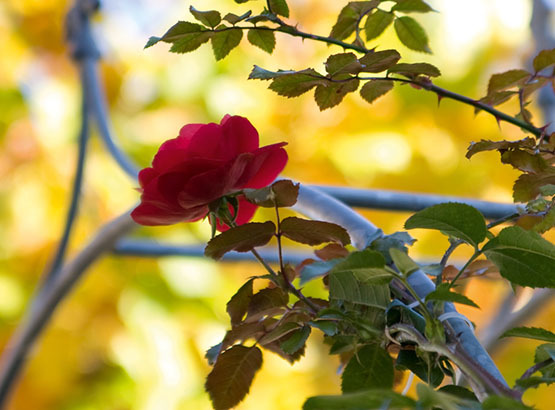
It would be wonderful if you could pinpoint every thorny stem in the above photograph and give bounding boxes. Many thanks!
[517,358,554,390]
[274,204,319,313]
[437,239,464,285]
[447,250,481,289]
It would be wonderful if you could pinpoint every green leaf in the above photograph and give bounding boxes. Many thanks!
[189,6,221,28]
[389,248,419,277]
[477,90,517,110]
[145,21,213,53]
[341,345,394,392]
[325,53,363,76]
[533,48,555,73]
[360,80,394,104]
[246,287,288,321]
[404,202,487,247]
[482,396,532,410]
[513,169,555,202]
[359,49,401,72]
[211,27,243,60]
[501,149,548,173]
[268,0,290,17]
[244,179,299,207]
[487,69,531,95]
[221,322,265,350]
[205,221,276,260]
[247,29,276,53]
[370,231,416,264]
[259,322,301,345]
[281,325,311,354]
[393,16,430,53]
[465,137,536,159]
[329,270,390,308]
[269,69,327,97]
[300,259,343,285]
[364,9,394,40]
[309,320,338,336]
[330,249,394,285]
[248,65,295,80]
[437,385,478,402]
[396,349,444,387]
[483,226,555,288]
[516,376,555,390]
[223,11,252,25]
[387,62,441,78]
[205,345,263,410]
[227,279,254,325]
[392,0,434,13]
[280,217,351,246]
[425,283,479,308]
[330,1,379,40]
[314,78,360,110]
[536,344,555,376]
[303,390,416,410]
[500,326,555,343]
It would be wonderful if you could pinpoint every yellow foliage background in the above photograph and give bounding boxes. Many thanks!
[0,0,553,409]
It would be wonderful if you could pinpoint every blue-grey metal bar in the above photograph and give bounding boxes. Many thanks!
[313,185,519,220]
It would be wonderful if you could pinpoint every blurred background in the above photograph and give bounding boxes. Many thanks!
[0,0,554,408]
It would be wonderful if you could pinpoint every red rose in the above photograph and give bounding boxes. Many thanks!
[131,115,288,229]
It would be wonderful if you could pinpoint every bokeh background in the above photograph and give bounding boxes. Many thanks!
[1,0,554,408]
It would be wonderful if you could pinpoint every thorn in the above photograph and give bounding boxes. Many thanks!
[437,94,443,107]
[495,115,501,129]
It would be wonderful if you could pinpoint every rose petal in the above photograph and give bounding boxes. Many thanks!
[243,144,288,189]
[184,123,227,160]
[221,115,259,156]
[131,201,208,226]
[138,167,158,189]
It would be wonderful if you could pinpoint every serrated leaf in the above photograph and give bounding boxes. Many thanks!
[365,9,394,40]
[330,4,360,40]
[281,325,311,354]
[309,320,338,336]
[513,170,555,202]
[477,91,517,111]
[246,14,274,24]
[300,259,343,285]
[247,29,276,53]
[190,6,221,28]
[483,226,555,288]
[396,349,444,387]
[269,69,327,97]
[501,149,548,173]
[392,0,434,13]
[425,283,479,308]
[244,179,299,207]
[223,11,252,25]
[536,344,555,377]
[303,390,416,410]
[393,16,430,53]
[268,0,289,17]
[487,69,531,95]
[246,287,288,320]
[533,48,555,73]
[341,345,394,392]
[359,49,401,72]
[221,322,265,350]
[248,65,295,80]
[404,202,487,247]
[465,137,536,159]
[329,269,390,308]
[227,279,254,325]
[205,345,263,410]
[314,78,360,110]
[389,248,419,277]
[315,243,349,261]
[211,27,243,60]
[370,231,415,264]
[330,249,393,285]
[437,385,478,402]
[259,322,300,345]
[482,396,532,410]
[280,217,351,246]
[388,62,441,78]
[515,376,555,390]
[500,326,555,343]
[325,53,363,76]
[147,21,213,53]
[205,221,275,260]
